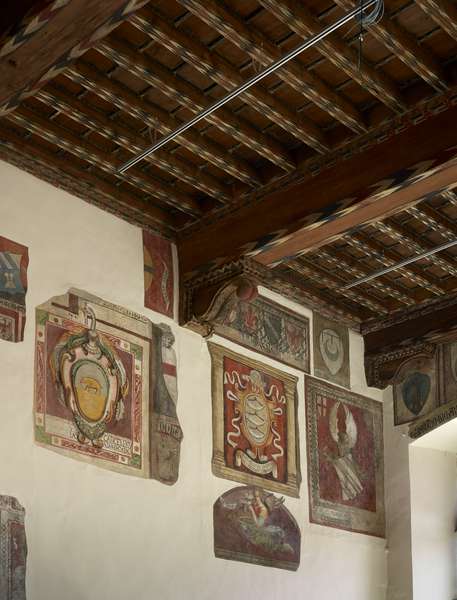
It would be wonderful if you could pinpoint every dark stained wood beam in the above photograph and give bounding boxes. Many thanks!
[258,0,405,113]
[0,121,177,232]
[333,0,446,91]
[178,0,366,134]
[130,8,315,162]
[179,104,457,275]
[7,105,202,217]
[0,0,151,116]
[65,61,256,188]
[415,0,457,41]
[362,292,457,355]
[36,85,231,204]
[99,37,263,186]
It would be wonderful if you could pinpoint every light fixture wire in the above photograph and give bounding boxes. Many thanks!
[118,0,384,174]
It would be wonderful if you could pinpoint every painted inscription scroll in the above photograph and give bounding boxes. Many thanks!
[209,343,300,497]
[34,289,182,482]
[393,355,438,426]
[313,313,350,388]
[0,496,27,600]
[208,292,310,372]
[0,236,28,342]
[306,377,385,537]
[214,485,300,571]
[143,231,174,318]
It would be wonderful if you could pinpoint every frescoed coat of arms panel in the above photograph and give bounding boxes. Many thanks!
[393,354,438,426]
[313,313,350,388]
[143,230,174,318]
[34,289,182,482]
[440,341,457,405]
[0,496,27,600]
[306,376,385,538]
[0,235,28,343]
[209,343,300,497]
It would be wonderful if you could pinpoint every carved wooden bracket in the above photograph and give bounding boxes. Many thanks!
[179,258,269,335]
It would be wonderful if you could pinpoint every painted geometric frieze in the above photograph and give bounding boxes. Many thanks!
[0,496,27,600]
[143,230,174,318]
[34,289,182,482]
[0,236,28,343]
[305,377,385,538]
[313,313,350,389]
[214,485,300,571]
[204,289,310,372]
[393,355,438,426]
[209,343,300,497]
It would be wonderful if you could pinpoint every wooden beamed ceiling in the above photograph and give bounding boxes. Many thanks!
[0,0,457,327]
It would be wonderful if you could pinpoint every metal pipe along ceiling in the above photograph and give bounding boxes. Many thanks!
[118,0,384,174]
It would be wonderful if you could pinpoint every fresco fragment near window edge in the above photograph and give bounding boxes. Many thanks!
[34,289,182,483]
[0,496,27,600]
[439,340,457,405]
[305,376,385,538]
[313,313,350,389]
[202,286,310,372]
[143,230,174,318]
[393,354,438,426]
[214,485,300,571]
[0,235,28,343]
[209,342,300,498]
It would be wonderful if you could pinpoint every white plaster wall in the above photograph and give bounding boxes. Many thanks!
[0,159,387,600]
[409,446,457,600]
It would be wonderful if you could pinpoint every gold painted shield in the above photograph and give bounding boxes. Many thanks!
[73,361,109,423]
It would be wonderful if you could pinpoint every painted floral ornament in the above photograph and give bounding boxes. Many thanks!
[50,305,128,447]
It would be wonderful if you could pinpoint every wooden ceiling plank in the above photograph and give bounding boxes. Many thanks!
[36,85,231,203]
[333,0,446,91]
[258,0,405,114]
[0,122,176,232]
[288,257,389,314]
[406,204,457,242]
[130,8,327,156]
[7,105,202,217]
[98,37,264,184]
[376,219,457,277]
[276,265,367,323]
[66,62,256,187]
[415,0,457,42]
[319,247,415,306]
[177,0,366,134]
[0,0,152,117]
[347,232,446,296]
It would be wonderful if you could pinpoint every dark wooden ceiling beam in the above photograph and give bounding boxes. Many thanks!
[0,0,151,116]
[319,247,415,306]
[376,219,457,277]
[333,0,446,91]
[258,0,405,113]
[179,104,457,275]
[288,258,389,314]
[130,9,317,161]
[415,0,457,41]
[347,232,447,296]
[98,38,266,185]
[362,292,457,355]
[0,121,176,232]
[7,105,202,217]
[177,0,366,134]
[66,62,255,188]
[36,85,231,204]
